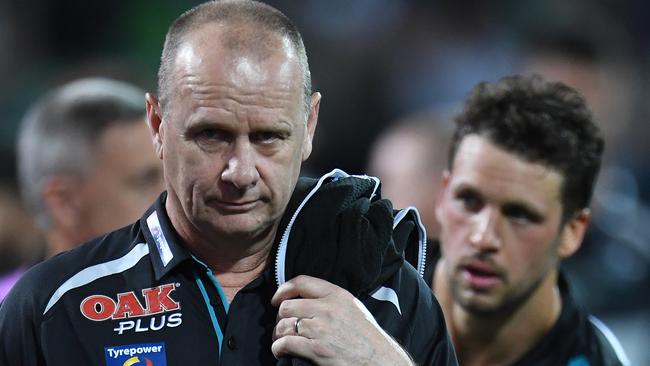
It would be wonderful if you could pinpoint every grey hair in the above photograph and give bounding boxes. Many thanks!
[157,0,312,119]
[17,77,146,228]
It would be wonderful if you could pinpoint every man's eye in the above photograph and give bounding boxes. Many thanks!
[197,128,228,141]
[191,128,233,151]
[457,191,482,212]
[503,206,541,225]
[251,131,284,144]
[193,128,234,146]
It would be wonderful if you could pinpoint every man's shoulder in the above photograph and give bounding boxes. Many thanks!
[559,275,629,365]
[556,304,629,366]
[364,261,457,365]
[580,314,630,365]
[521,277,629,366]
[2,222,145,316]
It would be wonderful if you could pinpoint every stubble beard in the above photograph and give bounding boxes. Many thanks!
[450,267,546,319]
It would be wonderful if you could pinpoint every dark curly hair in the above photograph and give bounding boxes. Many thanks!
[449,74,604,220]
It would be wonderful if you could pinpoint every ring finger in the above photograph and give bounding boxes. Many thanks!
[273,316,313,340]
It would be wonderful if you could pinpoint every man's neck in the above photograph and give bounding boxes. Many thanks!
[166,200,278,303]
[433,260,562,366]
[46,229,84,258]
[184,231,275,303]
[211,246,272,303]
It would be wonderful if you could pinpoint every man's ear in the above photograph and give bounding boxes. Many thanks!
[435,170,451,223]
[557,208,591,259]
[41,176,84,230]
[146,93,164,160]
[301,92,321,161]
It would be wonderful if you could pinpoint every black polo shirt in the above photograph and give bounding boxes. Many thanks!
[1,174,457,365]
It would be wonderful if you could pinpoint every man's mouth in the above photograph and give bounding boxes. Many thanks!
[461,261,502,289]
[208,199,259,212]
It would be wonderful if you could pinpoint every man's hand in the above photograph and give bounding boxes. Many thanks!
[271,275,414,366]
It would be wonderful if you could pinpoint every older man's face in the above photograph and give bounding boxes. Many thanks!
[153,24,317,244]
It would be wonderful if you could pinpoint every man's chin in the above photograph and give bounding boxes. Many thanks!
[454,288,504,316]
[204,215,274,238]
[460,300,502,317]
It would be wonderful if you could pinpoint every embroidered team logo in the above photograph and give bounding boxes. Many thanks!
[104,342,166,365]
[81,284,180,320]
[82,284,182,334]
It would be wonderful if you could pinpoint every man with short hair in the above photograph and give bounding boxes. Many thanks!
[428,74,628,365]
[0,2,456,365]
[17,77,164,256]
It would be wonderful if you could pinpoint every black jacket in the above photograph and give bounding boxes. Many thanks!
[0,170,457,365]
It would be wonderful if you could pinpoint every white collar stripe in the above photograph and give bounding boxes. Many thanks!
[147,211,173,267]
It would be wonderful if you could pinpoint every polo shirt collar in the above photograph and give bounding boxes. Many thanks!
[141,192,191,281]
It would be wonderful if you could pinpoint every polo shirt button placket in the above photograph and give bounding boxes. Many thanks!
[226,336,237,350]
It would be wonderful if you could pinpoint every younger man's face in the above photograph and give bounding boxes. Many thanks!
[436,135,569,314]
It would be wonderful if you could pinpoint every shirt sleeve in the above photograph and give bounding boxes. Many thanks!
[365,263,458,366]
[406,271,458,365]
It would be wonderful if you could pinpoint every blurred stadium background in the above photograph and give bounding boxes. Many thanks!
[1,0,648,363]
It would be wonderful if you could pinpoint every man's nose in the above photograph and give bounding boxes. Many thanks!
[469,208,501,250]
[221,139,260,191]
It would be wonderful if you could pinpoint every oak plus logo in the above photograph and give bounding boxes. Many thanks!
[81,284,182,334]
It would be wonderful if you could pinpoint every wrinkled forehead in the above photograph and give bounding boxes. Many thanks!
[171,23,302,94]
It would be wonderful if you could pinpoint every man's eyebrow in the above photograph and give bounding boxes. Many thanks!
[184,119,228,132]
[261,119,292,129]
[501,201,545,220]
[453,183,483,197]
[275,119,292,128]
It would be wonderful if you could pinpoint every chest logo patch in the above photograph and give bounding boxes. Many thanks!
[104,342,166,366]
[81,283,180,321]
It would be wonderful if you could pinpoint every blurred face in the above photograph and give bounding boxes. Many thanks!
[368,131,444,237]
[436,135,570,315]
[79,119,164,238]
[149,25,318,245]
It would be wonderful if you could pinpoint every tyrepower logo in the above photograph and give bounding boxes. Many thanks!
[81,284,182,335]
[81,284,180,321]
[104,342,166,366]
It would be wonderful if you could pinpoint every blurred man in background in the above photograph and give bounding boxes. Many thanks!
[17,77,164,257]
[429,75,628,365]
[368,113,452,240]
[0,181,44,300]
